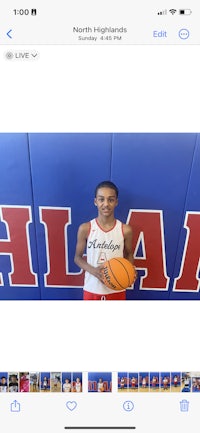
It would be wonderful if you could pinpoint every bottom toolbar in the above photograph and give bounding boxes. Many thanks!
[0,390,198,433]
[0,371,199,432]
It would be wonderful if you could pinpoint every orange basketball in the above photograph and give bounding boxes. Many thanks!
[101,257,136,291]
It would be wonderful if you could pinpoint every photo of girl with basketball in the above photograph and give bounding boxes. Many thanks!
[74,180,137,300]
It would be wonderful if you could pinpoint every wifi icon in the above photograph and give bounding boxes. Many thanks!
[169,9,177,15]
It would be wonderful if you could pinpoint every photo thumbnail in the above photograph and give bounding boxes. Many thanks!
[19,372,30,392]
[8,373,19,392]
[62,372,82,392]
[40,373,50,392]
[118,372,139,392]
[0,373,8,392]
[30,372,40,392]
[50,372,62,392]
[88,372,112,392]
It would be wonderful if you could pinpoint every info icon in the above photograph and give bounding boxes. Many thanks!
[123,401,134,412]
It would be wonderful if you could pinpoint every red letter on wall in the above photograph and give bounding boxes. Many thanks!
[173,212,200,292]
[127,210,169,290]
[0,206,37,286]
[40,207,84,287]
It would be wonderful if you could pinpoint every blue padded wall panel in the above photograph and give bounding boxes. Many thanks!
[170,134,200,299]
[111,133,197,299]
[28,133,112,299]
[0,134,40,299]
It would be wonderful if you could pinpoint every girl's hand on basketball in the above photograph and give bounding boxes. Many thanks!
[94,265,104,282]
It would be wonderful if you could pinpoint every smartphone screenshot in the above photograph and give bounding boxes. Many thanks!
[0,1,200,431]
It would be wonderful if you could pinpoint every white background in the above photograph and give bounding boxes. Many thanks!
[0,45,200,372]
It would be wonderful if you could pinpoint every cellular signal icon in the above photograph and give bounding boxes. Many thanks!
[169,9,177,15]
[157,9,167,15]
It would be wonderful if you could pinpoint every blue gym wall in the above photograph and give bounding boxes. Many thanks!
[0,133,199,300]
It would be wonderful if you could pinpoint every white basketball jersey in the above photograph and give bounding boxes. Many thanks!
[98,382,104,391]
[84,218,125,295]
[63,382,71,392]
[75,382,81,392]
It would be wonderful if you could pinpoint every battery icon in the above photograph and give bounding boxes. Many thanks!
[179,9,192,15]
[31,9,37,15]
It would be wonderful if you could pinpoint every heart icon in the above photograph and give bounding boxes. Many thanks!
[66,401,77,411]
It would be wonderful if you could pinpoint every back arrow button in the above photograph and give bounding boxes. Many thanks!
[7,29,13,39]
